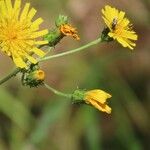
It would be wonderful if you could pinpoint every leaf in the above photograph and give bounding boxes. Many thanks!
[0,88,33,131]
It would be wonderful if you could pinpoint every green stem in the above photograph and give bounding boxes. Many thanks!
[44,83,72,98]
[0,68,21,85]
[39,38,102,62]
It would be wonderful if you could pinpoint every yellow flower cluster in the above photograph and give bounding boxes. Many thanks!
[0,0,48,68]
[0,2,139,114]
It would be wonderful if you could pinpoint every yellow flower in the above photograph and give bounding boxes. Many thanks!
[60,24,80,40]
[84,90,112,114]
[0,0,48,68]
[34,70,45,81]
[102,5,138,50]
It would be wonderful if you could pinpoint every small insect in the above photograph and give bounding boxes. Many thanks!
[112,18,118,30]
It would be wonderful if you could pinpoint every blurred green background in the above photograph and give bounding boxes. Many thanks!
[0,0,150,149]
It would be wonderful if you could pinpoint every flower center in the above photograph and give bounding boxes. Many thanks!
[111,18,127,36]
[5,27,18,41]
[8,31,18,41]
[3,21,20,42]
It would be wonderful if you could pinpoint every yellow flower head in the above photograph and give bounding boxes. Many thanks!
[84,90,112,114]
[34,70,45,81]
[60,24,80,40]
[102,5,138,50]
[0,0,48,68]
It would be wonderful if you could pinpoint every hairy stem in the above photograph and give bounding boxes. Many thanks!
[0,68,20,85]
[44,83,72,98]
[39,38,102,62]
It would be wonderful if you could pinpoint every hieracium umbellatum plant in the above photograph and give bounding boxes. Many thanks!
[0,1,138,114]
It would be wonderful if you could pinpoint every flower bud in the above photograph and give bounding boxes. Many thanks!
[32,70,45,81]
[44,28,63,47]
[23,69,45,87]
[55,15,69,27]
[44,15,80,46]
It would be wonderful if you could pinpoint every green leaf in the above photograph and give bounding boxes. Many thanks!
[0,88,33,131]
[29,99,68,145]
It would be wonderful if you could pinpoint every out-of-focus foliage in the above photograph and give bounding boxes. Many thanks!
[0,0,150,150]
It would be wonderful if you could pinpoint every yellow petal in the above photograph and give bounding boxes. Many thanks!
[27,8,37,20]
[14,0,21,19]
[117,37,134,50]
[25,54,37,64]
[32,47,45,57]
[122,30,138,40]
[118,11,125,22]
[89,100,112,114]
[20,3,30,21]
[35,40,48,45]
[30,30,48,38]
[12,54,27,68]
[85,90,112,104]
[0,0,7,16]
[5,0,12,14]
[30,18,43,31]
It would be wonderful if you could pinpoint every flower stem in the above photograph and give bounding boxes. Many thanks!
[44,83,72,99]
[0,68,20,85]
[39,38,102,62]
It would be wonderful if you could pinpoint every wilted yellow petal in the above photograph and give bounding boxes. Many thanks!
[84,89,112,114]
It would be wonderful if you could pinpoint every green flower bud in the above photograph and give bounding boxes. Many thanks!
[44,28,63,47]
[44,15,79,47]
[55,15,69,27]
